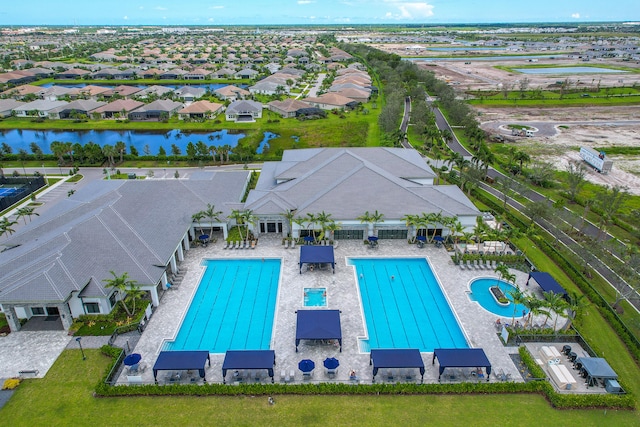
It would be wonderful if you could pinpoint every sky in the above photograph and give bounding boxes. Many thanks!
[1,0,638,26]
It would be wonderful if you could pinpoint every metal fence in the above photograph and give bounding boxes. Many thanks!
[0,175,46,211]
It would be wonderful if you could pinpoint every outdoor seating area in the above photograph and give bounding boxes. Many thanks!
[223,240,259,250]
[456,241,512,255]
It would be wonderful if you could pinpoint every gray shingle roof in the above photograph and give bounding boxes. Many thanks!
[0,172,249,304]
[245,148,480,220]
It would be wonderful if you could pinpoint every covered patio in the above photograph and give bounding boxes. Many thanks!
[370,349,425,383]
[526,272,567,297]
[432,348,492,382]
[222,350,276,384]
[299,245,335,274]
[295,309,342,352]
[153,350,211,384]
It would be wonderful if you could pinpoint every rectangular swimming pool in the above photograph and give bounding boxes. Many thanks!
[349,257,468,352]
[165,258,281,353]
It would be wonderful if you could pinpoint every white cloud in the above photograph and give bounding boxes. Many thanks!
[123,15,129,20]
[155,6,168,11]
[298,1,315,4]
[209,5,224,9]
[380,1,434,19]
[139,6,144,10]
[571,12,581,19]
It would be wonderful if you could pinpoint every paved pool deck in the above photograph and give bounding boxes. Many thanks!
[116,236,551,385]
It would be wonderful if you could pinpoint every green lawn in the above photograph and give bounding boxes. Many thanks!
[2,349,638,427]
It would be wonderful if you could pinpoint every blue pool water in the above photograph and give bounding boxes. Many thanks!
[349,258,468,352]
[304,288,327,307]
[469,278,529,317]
[165,258,280,353]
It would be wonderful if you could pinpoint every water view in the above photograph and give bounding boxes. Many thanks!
[0,129,277,155]
[410,54,566,62]
[513,67,628,74]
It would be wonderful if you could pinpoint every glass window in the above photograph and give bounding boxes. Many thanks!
[84,302,100,314]
[31,306,45,316]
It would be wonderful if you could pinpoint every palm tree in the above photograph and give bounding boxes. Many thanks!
[127,284,145,316]
[450,219,465,248]
[103,271,138,317]
[114,141,126,163]
[324,221,342,242]
[191,211,205,236]
[241,209,258,240]
[305,212,318,240]
[563,292,589,332]
[544,291,569,330]
[402,214,419,242]
[203,203,222,236]
[0,216,17,239]
[293,216,306,241]
[15,206,39,224]
[522,295,549,328]
[357,210,384,238]
[315,211,333,241]
[281,209,296,237]
[507,286,525,326]
[228,209,245,241]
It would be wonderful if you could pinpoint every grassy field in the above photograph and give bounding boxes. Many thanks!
[2,349,638,427]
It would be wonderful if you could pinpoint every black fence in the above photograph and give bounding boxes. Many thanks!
[0,175,46,211]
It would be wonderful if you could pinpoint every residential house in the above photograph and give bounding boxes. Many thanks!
[128,99,183,121]
[225,100,263,122]
[55,68,91,79]
[0,99,25,118]
[267,98,310,118]
[92,99,144,119]
[302,93,359,110]
[178,100,224,120]
[47,99,107,119]
[214,85,250,101]
[13,99,68,118]
[134,85,174,99]
[234,68,259,80]
[173,86,207,102]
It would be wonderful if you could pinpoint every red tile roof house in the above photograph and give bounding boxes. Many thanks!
[178,100,224,120]
[92,99,144,119]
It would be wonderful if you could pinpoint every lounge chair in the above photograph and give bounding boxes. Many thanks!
[291,239,296,249]
[459,261,466,270]
[466,260,473,269]
[289,369,295,383]
[333,240,338,249]
[280,370,286,383]
[284,240,289,249]
[223,241,228,249]
[474,259,480,269]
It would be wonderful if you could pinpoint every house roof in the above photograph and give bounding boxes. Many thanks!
[268,98,310,113]
[244,148,480,220]
[0,172,249,304]
[178,100,224,114]
[1,84,43,97]
[49,99,107,114]
[132,99,183,113]
[303,93,357,107]
[93,99,144,113]
[226,100,262,114]
[214,85,250,97]
[0,99,25,112]
[14,99,68,112]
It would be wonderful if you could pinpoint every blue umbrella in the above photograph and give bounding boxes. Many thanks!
[434,236,445,242]
[368,236,378,242]
[323,357,339,370]
[416,236,427,242]
[199,234,210,241]
[298,359,315,373]
[124,353,142,366]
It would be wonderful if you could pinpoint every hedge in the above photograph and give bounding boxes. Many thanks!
[95,346,635,409]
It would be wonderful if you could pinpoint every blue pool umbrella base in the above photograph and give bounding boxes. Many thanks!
[323,357,339,370]
[298,359,315,373]
[124,353,142,366]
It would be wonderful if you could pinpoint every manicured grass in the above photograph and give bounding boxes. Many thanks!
[2,349,639,427]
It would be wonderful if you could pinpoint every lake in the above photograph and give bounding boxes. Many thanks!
[513,67,629,74]
[409,55,566,62]
[0,129,276,155]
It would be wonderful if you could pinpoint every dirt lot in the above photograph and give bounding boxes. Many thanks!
[475,106,640,194]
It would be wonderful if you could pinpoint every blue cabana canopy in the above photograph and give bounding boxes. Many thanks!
[295,309,342,352]
[153,350,211,383]
[577,357,617,387]
[299,245,335,274]
[432,348,491,381]
[526,272,567,297]
[222,350,276,384]
[370,349,425,383]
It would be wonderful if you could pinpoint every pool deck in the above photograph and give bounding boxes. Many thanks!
[117,236,552,385]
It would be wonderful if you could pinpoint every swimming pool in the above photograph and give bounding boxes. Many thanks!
[469,278,529,318]
[165,258,281,353]
[304,288,327,307]
[349,257,468,352]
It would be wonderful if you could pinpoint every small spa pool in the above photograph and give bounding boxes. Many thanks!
[304,288,327,307]
[469,278,529,317]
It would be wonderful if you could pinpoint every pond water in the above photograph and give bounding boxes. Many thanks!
[514,67,628,74]
[427,47,507,51]
[409,55,566,62]
[39,83,247,91]
[0,128,277,155]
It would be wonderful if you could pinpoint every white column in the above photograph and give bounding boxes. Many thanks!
[222,224,228,240]
[176,244,184,262]
[170,255,178,274]
[150,285,160,307]
[183,234,190,251]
